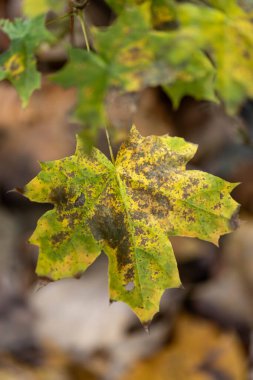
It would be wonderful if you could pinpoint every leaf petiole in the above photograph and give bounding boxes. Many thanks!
[105,124,115,165]
[76,7,116,164]
[77,9,90,52]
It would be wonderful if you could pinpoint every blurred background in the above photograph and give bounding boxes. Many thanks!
[0,1,253,379]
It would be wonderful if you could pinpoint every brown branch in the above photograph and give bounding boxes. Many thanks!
[68,0,75,46]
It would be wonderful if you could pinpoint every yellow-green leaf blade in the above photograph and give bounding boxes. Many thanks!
[24,126,239,324]
[116,127,240,246]
[87,175,180,322]
[25,138,114,280]
[31,210,101,280]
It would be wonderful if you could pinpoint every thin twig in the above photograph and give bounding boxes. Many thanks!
[69,0,75,46]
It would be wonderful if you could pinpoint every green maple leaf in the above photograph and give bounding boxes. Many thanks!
[178,1,253,112]
[25,126,239,323]
[0,16,53,106]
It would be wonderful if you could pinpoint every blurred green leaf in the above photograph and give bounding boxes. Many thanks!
[0,16,53,106]
[177,2,253,112]
[105,0,253,112]
[164,52,218,108]
[106,0,177,28]
[52,49,108,149]
[53,5,202,147]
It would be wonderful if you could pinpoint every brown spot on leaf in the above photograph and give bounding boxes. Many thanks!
[74,193,85,207]
[52,231,69,245]
[140,236,148,246]
[50,186,77,212]
[50,186,68,205]
[213,203,221,210]
[182,184,191,199]
[134,226,145,236]
[133,211,148,220]
[192,179,200,186]
[125,267,134,280]
[88,206,132,272]
[66,211,80,229]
